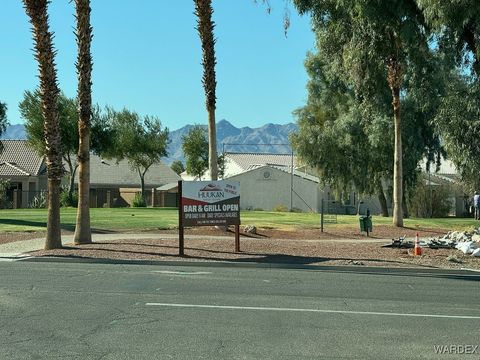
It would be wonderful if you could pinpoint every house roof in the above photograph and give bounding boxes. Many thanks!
[0,140,45,177]
[227,164,320,184]
[82,155,181,187]
[225,152,297,171]
[156,182,178,192]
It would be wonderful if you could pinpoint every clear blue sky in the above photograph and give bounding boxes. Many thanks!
[1,0,315,130]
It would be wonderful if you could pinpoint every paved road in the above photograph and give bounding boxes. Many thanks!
[1,261,479,359]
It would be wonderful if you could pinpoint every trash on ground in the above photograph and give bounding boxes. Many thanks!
[446,255,463,263]
[384,227,480,259]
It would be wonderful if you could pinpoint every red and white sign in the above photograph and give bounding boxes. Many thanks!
[181,180,240,226]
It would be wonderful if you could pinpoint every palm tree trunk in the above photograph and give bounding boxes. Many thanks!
[194,0,218,181]
[387,59,403,227]
[24,0,62,249]
[74,0,93,245]
[65,154,78,204]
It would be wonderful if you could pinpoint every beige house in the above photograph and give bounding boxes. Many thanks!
[0,140,181,208]
[0,140,47,208]
[76,155,181,207]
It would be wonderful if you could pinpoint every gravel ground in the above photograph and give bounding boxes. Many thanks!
[4,226,479,270]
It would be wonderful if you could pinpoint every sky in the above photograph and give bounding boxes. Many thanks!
[0,0,315,130]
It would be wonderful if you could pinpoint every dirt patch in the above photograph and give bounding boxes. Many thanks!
[29,236,479,270]
[7,225,479,270]
[0,231,47,245]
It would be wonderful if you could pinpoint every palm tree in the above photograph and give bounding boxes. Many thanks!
[73,0,93,245]
[194,0,218,181]
[23,0,62,249]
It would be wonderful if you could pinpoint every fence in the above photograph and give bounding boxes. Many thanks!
[0,188,179,209]
[320,199,339,232]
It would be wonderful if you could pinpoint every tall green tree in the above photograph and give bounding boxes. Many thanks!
[194,0,218,181]
[23,0,62,249]
[418,1,480,190]
[418,0,480,77]
[0,102,8,153]
[105,109,169,200]
[19,91,105,204]
[73,0,94,245]
[182,125,209,180]
[433,73,480,190]
[170,160,185,175]
[182,125,225,180]
[293,0,432,226]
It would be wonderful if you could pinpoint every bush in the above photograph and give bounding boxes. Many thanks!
[290,207,304,213]
[29,190,47,208]
[409,181,452,218]
[60,187,78,207]
[273,204,288,212]
[0,179,12,209]
[132,193,147,207]
[253,208,264,211]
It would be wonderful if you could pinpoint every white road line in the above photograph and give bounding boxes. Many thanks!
[145,303,480,320]
[151,271,212,275]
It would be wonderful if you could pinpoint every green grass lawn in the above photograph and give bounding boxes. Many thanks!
[0,207,478,233]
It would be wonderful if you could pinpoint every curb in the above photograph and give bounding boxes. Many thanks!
[18,255,480,277]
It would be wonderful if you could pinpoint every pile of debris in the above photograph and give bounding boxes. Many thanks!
[385,229,480,257]
[429,229,480,256]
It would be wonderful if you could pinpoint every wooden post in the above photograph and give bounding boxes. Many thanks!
[235,224,240,253]
[320,198,324,233]
[13,190,18,209]
[178,180,184,256]
[151,188,156,207]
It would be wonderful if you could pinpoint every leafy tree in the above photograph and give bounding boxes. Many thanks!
[293,0,433,226]
[105,108,169,201]
[182,125,208,180]
[73,0,94,245]
[171,160,185,175]
[24,0,63,249]
[418,1,480,190]
[182,125,225,180]
[19,91,106,205]
[418,0,480,77]
[0,102,8,153]
[194,0,218,180]
[433,73,480,190]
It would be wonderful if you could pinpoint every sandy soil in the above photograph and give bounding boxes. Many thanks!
[9,225,478,270]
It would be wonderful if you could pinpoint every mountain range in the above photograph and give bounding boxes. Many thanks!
[1,119,298,163]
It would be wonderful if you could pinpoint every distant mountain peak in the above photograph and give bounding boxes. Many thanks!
[0,124,26,140]
[2,121,298,164]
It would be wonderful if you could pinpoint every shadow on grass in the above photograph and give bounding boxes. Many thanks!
[0,218,117,234]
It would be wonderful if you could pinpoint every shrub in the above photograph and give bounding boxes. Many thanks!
[253,208,264,211]
[132,193,147,207]
[60,187,78,207]
[290,207,304,213]
[273,204,288,212]
[0,179,12,209]
[29,190,47,208]
[409,181,453,218]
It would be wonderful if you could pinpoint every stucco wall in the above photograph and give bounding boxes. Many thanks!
[227,166,321,212]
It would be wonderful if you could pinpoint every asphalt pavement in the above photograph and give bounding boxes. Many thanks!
[1,260,479,359]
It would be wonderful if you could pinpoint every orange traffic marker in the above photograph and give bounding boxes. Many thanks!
[414,233,422,256]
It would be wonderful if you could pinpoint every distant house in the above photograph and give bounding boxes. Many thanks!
[227,164,323,212]
[0,140,181,208]
[181,152,300,181]
[77,155,181,207]
[0,140,47,208]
